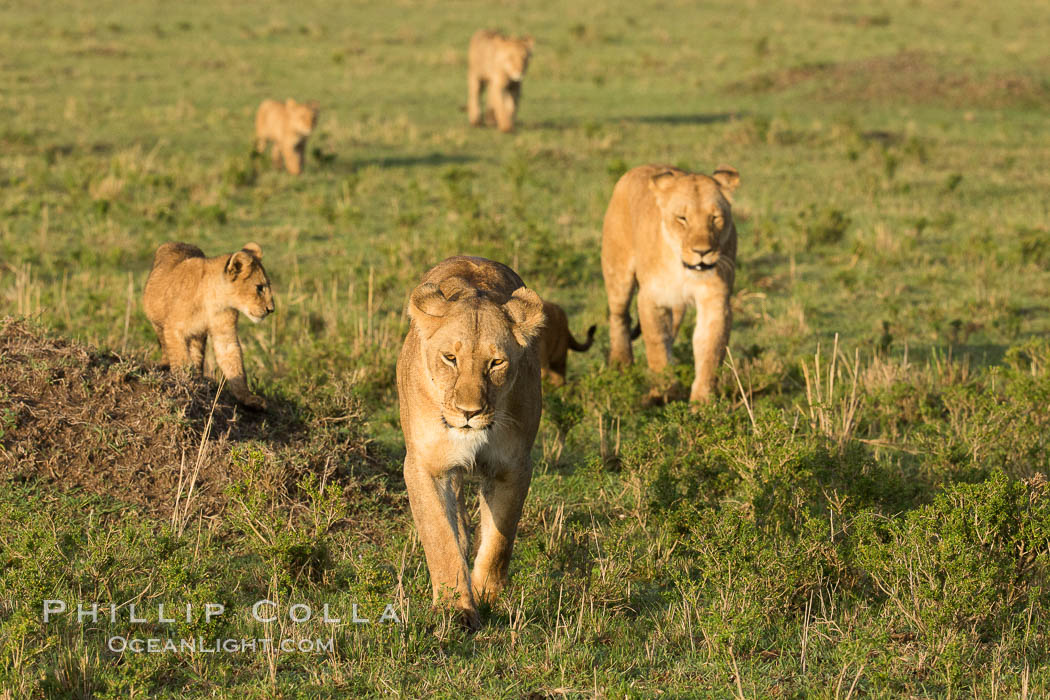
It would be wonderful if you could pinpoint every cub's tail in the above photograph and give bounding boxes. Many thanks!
[568,324,597,353]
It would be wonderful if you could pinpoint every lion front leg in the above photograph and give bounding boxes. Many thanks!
[690,292,731,403]
[404,458,479,629]
[281,139,303,175]
[637,289,675,375]
[468,74,484,126]
[210,323,265,409]
[495,85,517,132]
[471,465,531,605]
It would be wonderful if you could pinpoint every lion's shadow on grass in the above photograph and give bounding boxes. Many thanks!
[320,152,480,172]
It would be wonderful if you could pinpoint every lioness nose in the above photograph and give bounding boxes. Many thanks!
[693,248,714,257]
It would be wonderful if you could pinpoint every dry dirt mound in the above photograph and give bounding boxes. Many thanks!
[0,317,385,519]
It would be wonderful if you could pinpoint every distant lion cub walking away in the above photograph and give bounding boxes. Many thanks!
[602,164,741,403]
[538,300,596,386]
[467,30,534,133]
[397,256,544,630]
[254,98,319,175]
[143,242,275,409]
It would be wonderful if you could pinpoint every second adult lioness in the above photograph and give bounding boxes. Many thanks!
[602,164,741,403]
[538,300,596,386]
[143,242,275,409]
[396,256,544,630]
[467,29,534,133]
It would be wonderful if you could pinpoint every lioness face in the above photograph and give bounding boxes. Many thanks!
[650,169,740,273]
[501,42,532,82]
[409,279,544,437]
[425,304,526,433]
[224,245,275,323]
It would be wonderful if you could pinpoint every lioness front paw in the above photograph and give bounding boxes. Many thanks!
[238,394,268,411]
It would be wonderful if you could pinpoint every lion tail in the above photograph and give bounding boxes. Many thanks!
[568,324,597,353]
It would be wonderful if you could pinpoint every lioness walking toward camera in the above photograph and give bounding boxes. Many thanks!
[143,242,275,409]
[254,98,319,175]
[467,30,533,133]
[602,164,740,403]
[397,256,544,629]
[538,300,596,386]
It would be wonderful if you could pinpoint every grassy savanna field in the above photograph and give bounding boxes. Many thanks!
[3,0,1050,696]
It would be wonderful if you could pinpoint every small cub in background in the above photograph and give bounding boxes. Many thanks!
[538,300,595,386]
[144,242,275,409]
[254,98,319,175]
[467,30,533,133]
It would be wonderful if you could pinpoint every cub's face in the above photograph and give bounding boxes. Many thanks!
[500,39,533,82]
[224,244,275,323]
[287,101,319,137]
[409,281,544,437]
[649,167,740,273]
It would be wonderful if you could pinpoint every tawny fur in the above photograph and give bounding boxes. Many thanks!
[396,256,544,630]
[601,164,741,403]
[537,300,596,386]
[143,242,275,409]
[254,98,319,175]
[467,30,533,133]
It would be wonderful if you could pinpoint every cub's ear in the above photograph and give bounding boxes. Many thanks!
[306,100,320,112]
[286,98,297,108]
[504,287,545,347]
[242,242,262,259]
[712,165,740,194]
[523,35,535,50]
[225,250,255,280]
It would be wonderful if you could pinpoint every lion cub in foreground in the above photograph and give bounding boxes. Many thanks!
[254,98,319,175]
[467,29,534,133]
[396,256,544,630]
[538,300,596,386]
[602,164,740,403]
[143,242,275,409]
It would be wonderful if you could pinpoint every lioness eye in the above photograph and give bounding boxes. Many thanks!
[256,284,265,294]
[489,358,505,369]
[675,215,687,225]
[443,353,457,365]
[710,215,723,228]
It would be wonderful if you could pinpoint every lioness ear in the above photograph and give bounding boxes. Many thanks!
[242,242,262,259]
[437,276,474,302]
[225,250,254,281]
[408,283,450,332]
[504,287,545,347]
[649,170,677,194]
[712,165,740,194]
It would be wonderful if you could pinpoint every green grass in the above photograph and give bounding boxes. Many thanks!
[2,0,1050,696]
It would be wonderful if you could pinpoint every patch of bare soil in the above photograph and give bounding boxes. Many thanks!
[0,317,388,520]
[729,51,1050,108]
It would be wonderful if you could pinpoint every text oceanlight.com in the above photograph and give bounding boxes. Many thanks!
[108,637,335,654]
[43,599,401,654]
